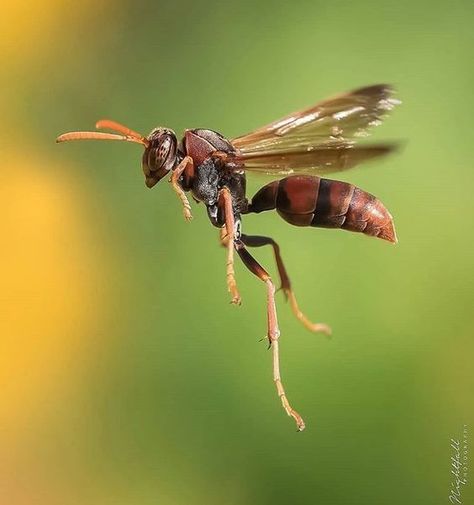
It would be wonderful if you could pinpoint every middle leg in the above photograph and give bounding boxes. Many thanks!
[218,187,241,305]
[240,234,331,335]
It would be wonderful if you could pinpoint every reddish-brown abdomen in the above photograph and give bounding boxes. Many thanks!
[340,186,397,242]
[247,175,397,243]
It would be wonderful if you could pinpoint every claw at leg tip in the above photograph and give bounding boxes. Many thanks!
[230,295,241,305]
[311,323,332,337]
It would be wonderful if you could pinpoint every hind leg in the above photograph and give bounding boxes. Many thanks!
[240,234,331,335]
[234,239,305,431]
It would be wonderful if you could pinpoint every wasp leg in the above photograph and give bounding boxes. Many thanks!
[235,240,305,431]
[240,234,331,336]
[170,156,193,221]
[218,188,241,305]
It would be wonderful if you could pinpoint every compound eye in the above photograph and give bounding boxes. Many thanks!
[149,134,176,174]
[158,136,172,165]
[142,129,178,185]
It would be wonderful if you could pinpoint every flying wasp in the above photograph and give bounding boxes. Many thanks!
[57,84,399,431]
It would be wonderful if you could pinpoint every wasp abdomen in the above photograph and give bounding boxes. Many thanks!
[248,175,396,243]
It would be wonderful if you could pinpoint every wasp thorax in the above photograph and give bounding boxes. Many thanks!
[142,128,178,188]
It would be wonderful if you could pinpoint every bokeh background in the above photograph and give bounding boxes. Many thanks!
[1,1,473,504]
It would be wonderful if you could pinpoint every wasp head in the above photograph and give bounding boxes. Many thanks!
[56,119,179,188]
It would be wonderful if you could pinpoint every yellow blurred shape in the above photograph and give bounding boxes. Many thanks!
[0,153,108,431]
[0,0,107,62]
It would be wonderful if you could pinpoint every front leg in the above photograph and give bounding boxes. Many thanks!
[170,156,193,221]
[218,187,241,305]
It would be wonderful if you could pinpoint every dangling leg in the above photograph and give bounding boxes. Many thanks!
[240,234,331,335]
[235,239,305,431]
[218,188,241,305]
[170,156,193,221]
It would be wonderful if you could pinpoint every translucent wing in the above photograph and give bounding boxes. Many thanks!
[227,143,398,176]
[232,84,400,156]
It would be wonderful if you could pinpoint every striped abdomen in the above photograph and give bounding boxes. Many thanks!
[247,175,397,243]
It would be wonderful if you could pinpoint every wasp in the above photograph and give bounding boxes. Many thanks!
[57,84,399,431]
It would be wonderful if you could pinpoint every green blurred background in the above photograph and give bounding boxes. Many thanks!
[1,1,473,504]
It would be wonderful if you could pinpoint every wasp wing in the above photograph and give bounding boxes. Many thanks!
[232,84,399,154]
[229,84,399,176]
[228,143,397,176]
